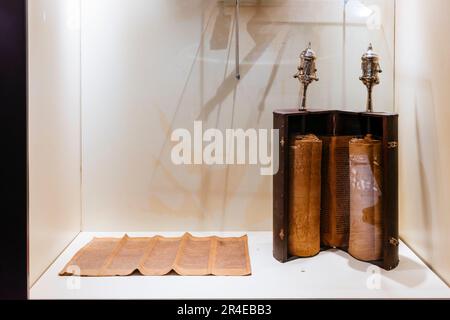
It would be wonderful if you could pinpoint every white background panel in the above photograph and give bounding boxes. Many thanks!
[396,0,450,285]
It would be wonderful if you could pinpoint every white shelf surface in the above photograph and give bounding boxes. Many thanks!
[30,232,450,299]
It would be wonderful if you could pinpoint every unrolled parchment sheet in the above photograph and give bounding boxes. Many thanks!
[59,233,251,277]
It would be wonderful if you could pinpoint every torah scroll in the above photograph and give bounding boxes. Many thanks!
[288,134,322,257]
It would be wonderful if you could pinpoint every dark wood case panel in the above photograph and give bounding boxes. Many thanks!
[273,109,399,271]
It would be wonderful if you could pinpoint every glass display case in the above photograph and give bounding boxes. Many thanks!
[0,0,444,299]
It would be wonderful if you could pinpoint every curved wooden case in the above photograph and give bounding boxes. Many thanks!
[273,109,399,270]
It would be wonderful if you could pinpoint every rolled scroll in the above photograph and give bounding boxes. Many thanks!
[348,135,383,261]
[288,134,322,257]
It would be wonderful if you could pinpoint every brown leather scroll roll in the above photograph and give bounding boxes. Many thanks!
[348,135,383,261]
[320,136,353,249]
[288,134,322,257]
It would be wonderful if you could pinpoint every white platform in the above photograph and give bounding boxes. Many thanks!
[30,232,450,299]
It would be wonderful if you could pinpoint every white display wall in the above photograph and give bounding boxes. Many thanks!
[28,0,81,286]
[396,0,450,286]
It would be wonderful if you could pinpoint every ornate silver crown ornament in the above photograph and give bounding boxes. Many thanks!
[294,43,319,111]
[360,44,382,112]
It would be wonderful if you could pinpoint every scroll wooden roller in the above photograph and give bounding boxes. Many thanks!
[348,135,383,262]
[288,134,322,257]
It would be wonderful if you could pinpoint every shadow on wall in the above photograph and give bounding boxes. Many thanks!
[197,2,283,122]
[80,1,394,232]
[148,1,287,228]
[199,3,287,228]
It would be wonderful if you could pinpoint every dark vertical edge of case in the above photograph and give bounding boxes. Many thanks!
[382,115,400,270]
[0,0,28,300]
[273,113,289,262]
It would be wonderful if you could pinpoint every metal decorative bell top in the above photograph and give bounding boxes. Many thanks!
[294,42,319,111]
[360,44,382,112]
